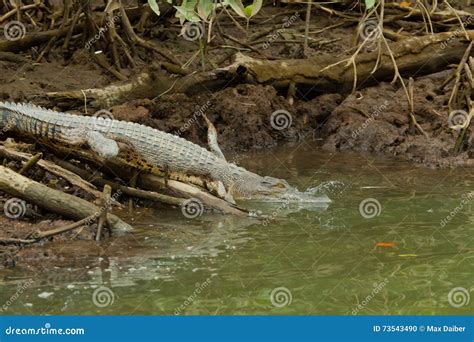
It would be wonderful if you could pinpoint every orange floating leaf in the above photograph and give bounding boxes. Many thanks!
[375,242,396,248]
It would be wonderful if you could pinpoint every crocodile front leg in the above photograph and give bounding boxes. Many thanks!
[57,127,119,159]
[203,114,226,160]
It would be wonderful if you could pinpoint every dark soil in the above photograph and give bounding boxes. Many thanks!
[321,72,474,168]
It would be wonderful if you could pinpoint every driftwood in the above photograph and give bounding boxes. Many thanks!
[0,145,103,200]
[43,71,227,108]
[221,30,474,94]
[52,158,186,207]
[0,24,84,53]
[31,215,96,240]
[41,30,474,105]
[0,166,131,232]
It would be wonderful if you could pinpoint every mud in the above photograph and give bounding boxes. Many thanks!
[321,72,474,168]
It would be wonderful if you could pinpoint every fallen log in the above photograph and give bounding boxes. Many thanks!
[0,145,103,201]
[0,24,84,53]
[52,157,186,207]
[0,166,132,232]
[40,30,474,105]
[138,175,249,217]
[43,70,228,108]
[221,30,474,95]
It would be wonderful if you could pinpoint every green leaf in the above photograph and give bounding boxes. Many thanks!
[174,0,200,24]
[148,0,160,16]
[365,0,375,9]
[197,0,214,21]
[243,4,252,18]
[250,0,263,17]
[243,0,263,18]
[223,0,246,18]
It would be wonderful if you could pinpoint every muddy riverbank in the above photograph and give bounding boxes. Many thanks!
[1,3,473,268]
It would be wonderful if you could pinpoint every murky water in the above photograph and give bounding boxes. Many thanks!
[1,143,473,315]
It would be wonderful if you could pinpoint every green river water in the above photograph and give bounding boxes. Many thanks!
[1,143,473,315]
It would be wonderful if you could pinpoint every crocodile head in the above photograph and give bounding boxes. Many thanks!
[242,175,331,203]
[255,176,292,197]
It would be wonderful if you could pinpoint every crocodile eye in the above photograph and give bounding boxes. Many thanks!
[274,182,287,189]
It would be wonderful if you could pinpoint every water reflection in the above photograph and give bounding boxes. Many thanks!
[0,144,473,315]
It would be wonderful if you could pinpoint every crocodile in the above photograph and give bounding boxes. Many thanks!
[0,102,331,203]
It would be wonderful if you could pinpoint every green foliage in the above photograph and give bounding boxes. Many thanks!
[175,0,200,23]
[244,0,263,18]
[365,0,376,10]
[148,0,160,16]
[148,0,264,22]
